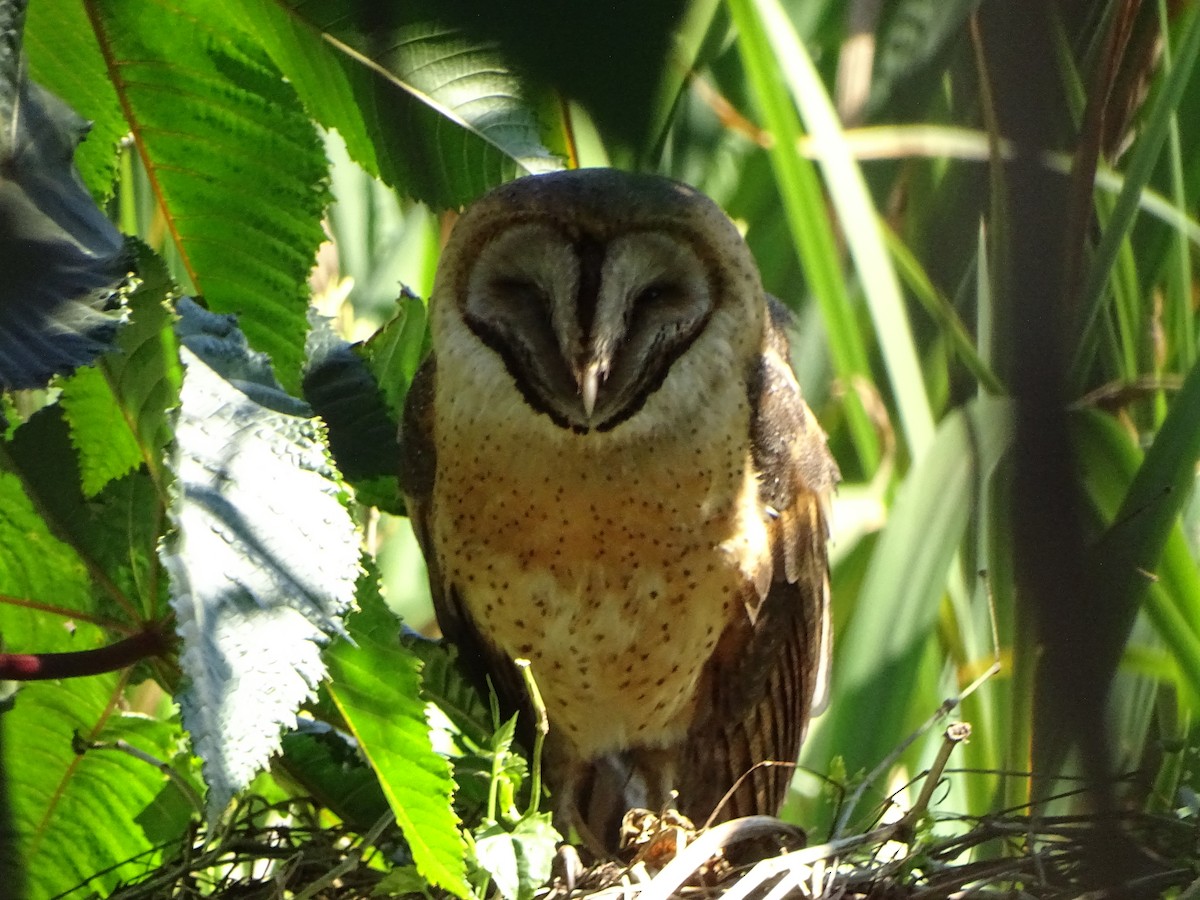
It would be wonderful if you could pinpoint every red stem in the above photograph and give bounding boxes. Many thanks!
[0,626,172,680]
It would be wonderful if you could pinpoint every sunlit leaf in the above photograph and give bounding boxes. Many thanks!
[9,675,194,899]
[162,299,358,816]
[325,575,468,897]
[81,0,330,393]
[59,247,179,498]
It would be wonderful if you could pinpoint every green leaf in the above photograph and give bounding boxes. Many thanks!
[23,0,126,200]
[1,405,158,627]
[865,0,982,118]
[804,397,1012,794]
[59,366,143,497]
[420,0,689,155]
[84,0,331,393]
[727,0,880,472]
[1072,3,1200,386]
[747,0,936,459]
[60,246,180,498]
[0,466,95,634]
[1074,406,1200,704]
[212,0,557,210]
[277,727,390,832]
[8,676,194,900]
[325,576,469,897]
[0,8,131,391]
[359,294,429,424]
[303,313,400,484]
[474,813,560,900]
[403,635,492,750]
[162,299,359,817]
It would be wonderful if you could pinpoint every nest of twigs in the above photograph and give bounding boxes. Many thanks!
[101,795,1200,899]
[101,723,1200,900]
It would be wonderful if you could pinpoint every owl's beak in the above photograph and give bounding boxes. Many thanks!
[577,357,605,420]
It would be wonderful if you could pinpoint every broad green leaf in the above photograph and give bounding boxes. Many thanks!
[474,813,559,900]
[60,247,180,498]
[83,0,330,393]
[58,366,143,497]
[0,405,157,627]
[162,299,359,817]
[212,0,557,210]
[0,11,131,391]
[413,0,688,155]
[0,467,94,635]
[325,577,468,897]
[8,675,194,900]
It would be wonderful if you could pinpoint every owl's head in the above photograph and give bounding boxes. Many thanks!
[430,169,766,434]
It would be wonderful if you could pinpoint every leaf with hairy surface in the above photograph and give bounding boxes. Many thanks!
[162,299,358,817]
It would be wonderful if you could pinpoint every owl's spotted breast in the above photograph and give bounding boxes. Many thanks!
[431,384,769,756]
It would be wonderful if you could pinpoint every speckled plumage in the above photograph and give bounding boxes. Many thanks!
[400,169,838,852]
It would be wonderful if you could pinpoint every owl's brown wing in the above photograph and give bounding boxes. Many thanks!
[677,296,838,824]
[398,356,530,724]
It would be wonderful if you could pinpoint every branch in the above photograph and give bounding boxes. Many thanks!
[0,625,173,680]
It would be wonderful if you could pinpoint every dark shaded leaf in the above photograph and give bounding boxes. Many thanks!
[865,0,982,119]
[427,0,690,153]
[0,3,130,391]
[304,312,399,484]
[277,724,390,832]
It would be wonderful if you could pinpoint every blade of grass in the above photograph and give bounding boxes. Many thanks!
[882,225,1004,395]
[727,0,881,473]
[742,0,936,459]
[1070,3,1200,388]
[1085,358,1200,704]
[1158,0,1196,381]
[793,124,1200,253]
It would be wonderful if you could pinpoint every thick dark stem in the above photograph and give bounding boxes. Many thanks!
[0,625,172,680]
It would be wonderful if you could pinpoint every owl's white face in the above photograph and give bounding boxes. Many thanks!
[430,169,765,436]
[461,223,716,431]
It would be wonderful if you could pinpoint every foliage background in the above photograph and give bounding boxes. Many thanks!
[1,0,1199,896]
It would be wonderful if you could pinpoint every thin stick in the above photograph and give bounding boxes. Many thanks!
[516,658,549,817]
[833,590,1001,839]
